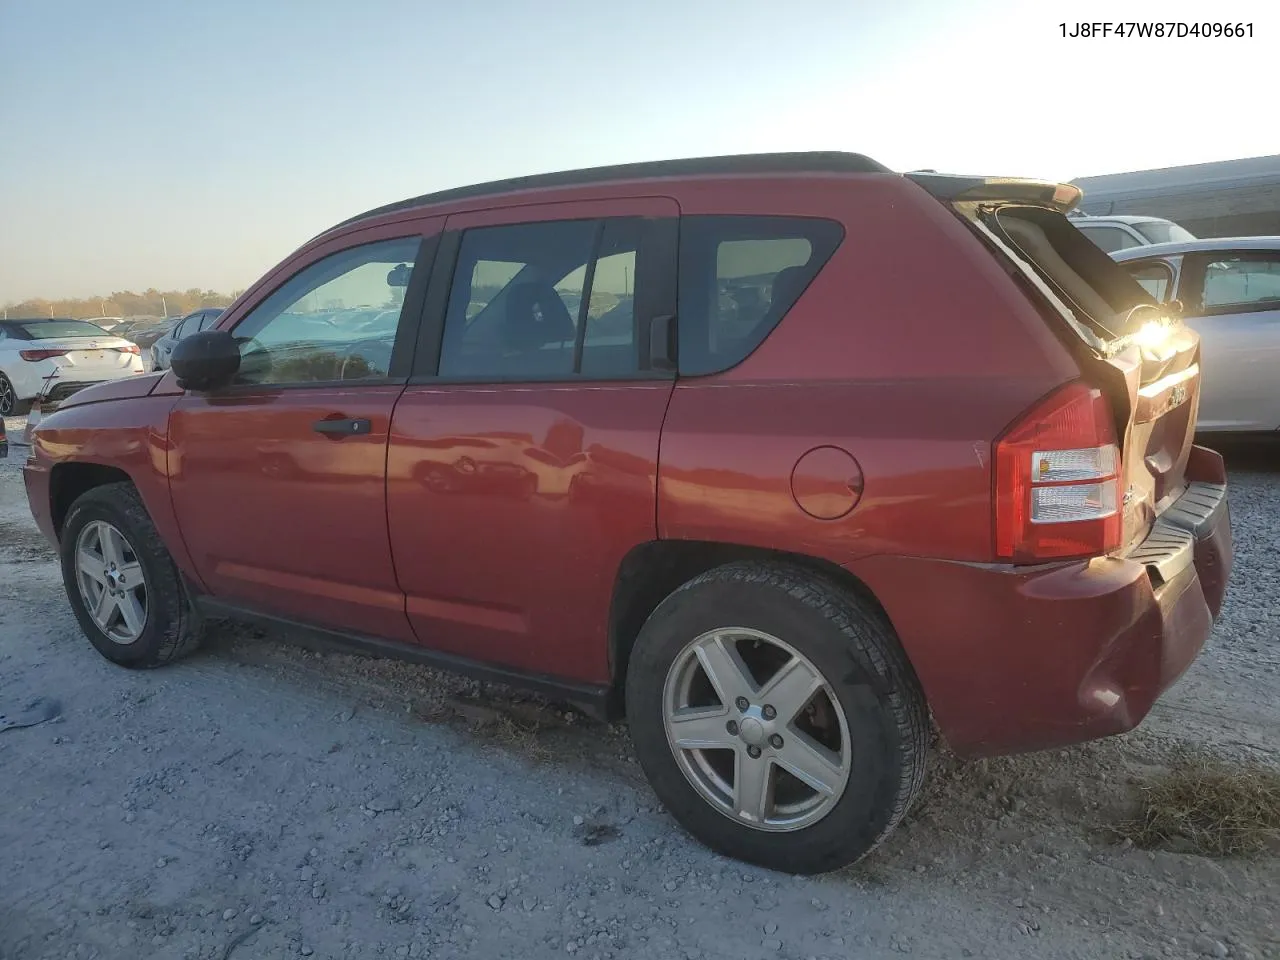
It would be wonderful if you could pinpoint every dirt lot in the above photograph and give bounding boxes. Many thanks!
[1,422,1277,960]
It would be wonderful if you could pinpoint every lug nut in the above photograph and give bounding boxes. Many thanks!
[735,697,749,711]
[769,734,784,749]
[762,704,776,720]
[747,745,762,759]
[726,720,739,735]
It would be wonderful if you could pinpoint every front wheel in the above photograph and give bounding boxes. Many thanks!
[0,372,29,417]
[625,561,929,874]
[60,481,205,668]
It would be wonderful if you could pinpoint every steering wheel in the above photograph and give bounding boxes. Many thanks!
[338,338,395,380]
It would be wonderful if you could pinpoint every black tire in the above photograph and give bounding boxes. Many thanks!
[59,481,204,668]
[0,372,30,417]
[624,561,929,874]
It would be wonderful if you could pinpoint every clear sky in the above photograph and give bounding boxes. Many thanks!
[1,0,1276,301]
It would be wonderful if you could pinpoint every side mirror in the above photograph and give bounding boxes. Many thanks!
[171,329,241,391]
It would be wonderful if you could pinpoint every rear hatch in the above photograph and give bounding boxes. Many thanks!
[907,173,1201,554]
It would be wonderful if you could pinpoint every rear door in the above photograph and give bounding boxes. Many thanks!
[386,197,678,683]
[1176,249,1280,431]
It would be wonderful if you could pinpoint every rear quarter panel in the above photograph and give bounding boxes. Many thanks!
[658,176,1081,565]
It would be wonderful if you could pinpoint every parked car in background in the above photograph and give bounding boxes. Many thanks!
[23,153,1232,874]
[124,318,176,352]
[1069,212,1196,253]
[0,318,145,416]
[1113,236,1280,433]
[90,317,127,332]
[150,308,225,371]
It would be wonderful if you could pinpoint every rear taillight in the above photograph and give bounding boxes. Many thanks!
[19,349,68,361]
[994,382,1122,562]
[116,345,141,355]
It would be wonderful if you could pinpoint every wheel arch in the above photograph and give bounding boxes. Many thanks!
[49,461,137,538]
[607,540,911,708]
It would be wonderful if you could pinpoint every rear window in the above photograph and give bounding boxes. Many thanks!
[14,320,112,339]
[990,207,1160,339]
[1133,220,1196,245]
[677,216,843,375]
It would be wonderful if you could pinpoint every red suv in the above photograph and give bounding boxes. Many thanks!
[23,153,1232,874]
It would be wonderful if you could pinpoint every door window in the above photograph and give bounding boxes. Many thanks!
[1200,254,1280,312]
[438,218,646,380]
[231,237,422,385]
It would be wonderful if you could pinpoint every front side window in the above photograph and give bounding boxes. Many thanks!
[231,237,421,385]
[1125,262,1173,301]
[438,218,645,380]
[1200,254,1280,311]
[677,216,843,376]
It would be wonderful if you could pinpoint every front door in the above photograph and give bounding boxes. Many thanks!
[387,198,679,683]
[1180,249,1280,431]
[169,226,439,640]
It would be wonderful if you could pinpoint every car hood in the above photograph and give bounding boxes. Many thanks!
[53,372,165,410]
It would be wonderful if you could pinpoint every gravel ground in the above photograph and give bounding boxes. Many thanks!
[1,421,1277,960]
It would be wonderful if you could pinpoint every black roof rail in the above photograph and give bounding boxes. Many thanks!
[326,151,891,233]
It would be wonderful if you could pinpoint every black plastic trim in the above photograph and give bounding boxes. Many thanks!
[195,597,615,720]
[387,232,438,379]
[409,231,462,379]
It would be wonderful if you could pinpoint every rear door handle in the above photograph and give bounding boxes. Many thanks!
[313,417,371,436]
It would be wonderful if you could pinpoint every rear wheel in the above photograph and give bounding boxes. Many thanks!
[625,561,929,874]
[60,482,204,668]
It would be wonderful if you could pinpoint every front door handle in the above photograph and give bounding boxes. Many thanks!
[313,417,371,436]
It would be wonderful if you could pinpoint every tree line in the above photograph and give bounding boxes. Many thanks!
[2,288,242,321]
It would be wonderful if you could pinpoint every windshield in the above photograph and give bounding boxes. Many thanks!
[17,320,115,339]
[1134,220,1196,244]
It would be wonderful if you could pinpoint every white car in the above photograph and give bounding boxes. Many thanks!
[0,318,146,417]
[1112,236,1280,433]
[1069,213,1196,253]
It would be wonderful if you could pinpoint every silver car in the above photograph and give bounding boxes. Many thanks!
[1113,237,1280,433]
[1070,213,1196,253]
[150,308,224,371]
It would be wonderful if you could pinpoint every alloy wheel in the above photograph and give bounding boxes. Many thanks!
[74,520,149,644]
[662,627,852,832]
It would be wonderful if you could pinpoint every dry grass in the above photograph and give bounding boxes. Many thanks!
[1112,761,1280,857]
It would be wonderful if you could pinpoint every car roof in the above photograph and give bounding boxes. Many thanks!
[328,151,891,233]
[1112,236,1280,260]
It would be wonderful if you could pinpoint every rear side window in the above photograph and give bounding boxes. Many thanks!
[677,216,843,376]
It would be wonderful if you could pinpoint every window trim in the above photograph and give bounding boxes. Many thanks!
[408,215,678,385]
[201,232,438,394]
[1180,249,1280,318]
